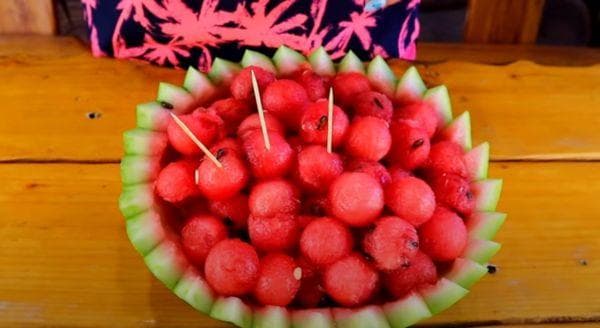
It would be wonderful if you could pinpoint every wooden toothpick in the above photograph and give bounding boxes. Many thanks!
[251,70,271,150]
[169,113,223,168]
[327,87,334,153]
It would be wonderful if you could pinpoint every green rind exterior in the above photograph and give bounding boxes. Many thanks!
[395,66,427,101]
[273,45,307,75]
[123,128,167,156]
[445,258,488,289]
[472,179,503,211]
[292,309,335,328]
[466,212,507,240]
[337,51,365,73]
[208,58,242,85]
[465,142,490,181]
[119,183,155,218]
[156,82,196,114]
[144,240,189,289]
[308,47,336,76]
[423,85,453,126]
[253,306,290,328]
[463,239,501,264]
[120,155,161,185]
[241,49,277,73]
[183,67,216,105]
[173,268,216,314]
[210,296,253,328]
[333,306,391,328]
[444,111,472,150]
[367,55,398,96]
[420,278,468,315]
[136,102,171,131]
[126,209,166,255]
[383,292,432,328]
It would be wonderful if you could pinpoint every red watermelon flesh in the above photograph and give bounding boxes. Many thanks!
[263,79,309,129]
[230,66,275,103]
[181,214,228,266]
[300,100,349,147]
[384,251,437,299]
[332,72,372,107]
[204,239,259,296]
[323,253,379,307]
[126,62,503,315]
[253,253,301,306]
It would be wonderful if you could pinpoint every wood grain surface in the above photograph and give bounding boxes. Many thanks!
[464,0,545,44]
[1,36,599,327]
[0,0,56,35]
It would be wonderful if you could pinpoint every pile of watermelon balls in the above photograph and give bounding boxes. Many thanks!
[155,66,474,308]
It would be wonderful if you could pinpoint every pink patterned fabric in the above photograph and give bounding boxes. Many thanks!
[82,0,420,70]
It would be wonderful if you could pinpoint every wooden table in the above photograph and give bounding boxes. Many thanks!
[1,36,599,327]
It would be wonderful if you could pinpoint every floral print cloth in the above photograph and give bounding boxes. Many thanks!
[82,0,420,71]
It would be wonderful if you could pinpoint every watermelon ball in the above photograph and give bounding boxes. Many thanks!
[181,214,227,266]
[328,172,384,227]
[384,176,435,227]
[248,213,299,252]
[196,151,249,201]
[362,216,419,271]
[243,130,295,179]
[300,100,349,147]
[428,173,475,216]
[393,100,438,138]
[419,207,468,261]
[209,137,243,158]
[388,119,431,170]
[230,66,276,102]
[237,113,286,139]
[204,239,260,296]
[332,72,372,107]
[345,116,391,161]
[323,254,379,307]
[292,68,329,101]
[208,193,250,228]
[384,251,437,299]
[249,179,300,217]
[263,79,309,128]
[155,160,200,203]
[300,217,353,266]
[253,253,301,306]
[296,145,344,192]
[208,98,252,135]
[424,141,468,178]
[295,276,324,307]
[346,159,392,186]
[167,110,224,156]
[353,91,393,122]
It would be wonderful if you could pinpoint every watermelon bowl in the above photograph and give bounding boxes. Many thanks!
[119,46,505,328]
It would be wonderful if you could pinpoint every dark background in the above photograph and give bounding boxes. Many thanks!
[57,0,600,47]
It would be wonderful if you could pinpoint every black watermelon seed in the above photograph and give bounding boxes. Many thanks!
[317,115,328,130]
[466,191,474,200]
[409,240,419,249]
[487,264,497,274]
[216,148,227,160]
[160,101,174,110]
[411,139,425,149]
[373,97,384,109]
